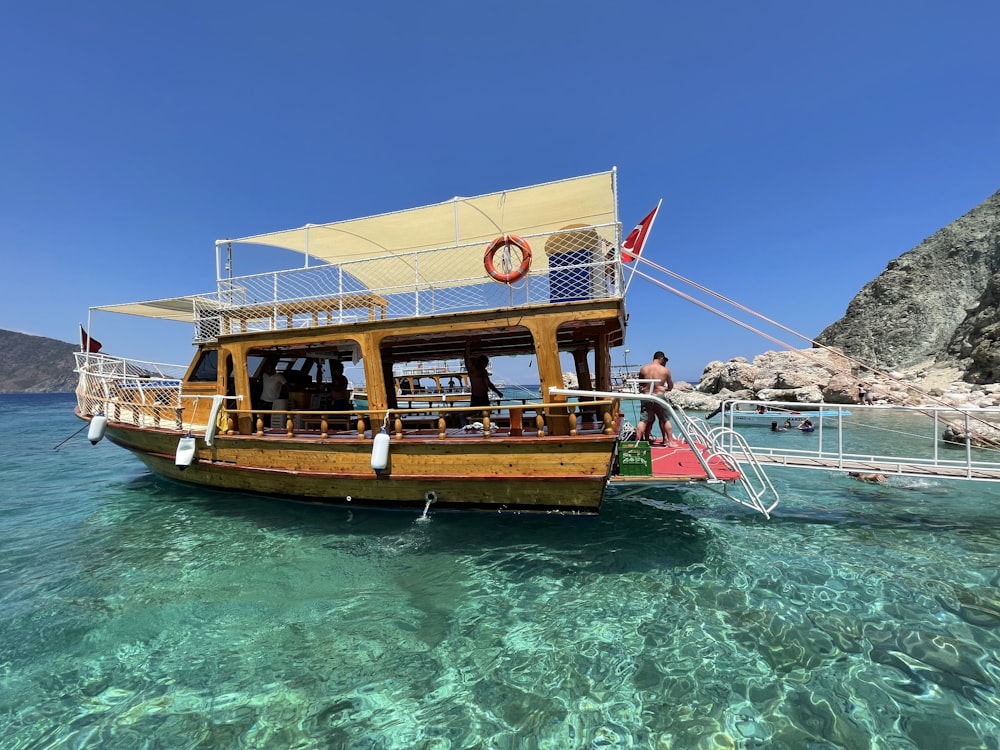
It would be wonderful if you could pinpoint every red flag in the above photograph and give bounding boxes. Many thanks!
[621,201,661,263]
[80,325,102,353]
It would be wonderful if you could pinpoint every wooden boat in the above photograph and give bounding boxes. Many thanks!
[74,170,766,515]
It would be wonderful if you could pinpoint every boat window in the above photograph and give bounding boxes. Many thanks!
[189,349,219,382]
[247,355,265,378]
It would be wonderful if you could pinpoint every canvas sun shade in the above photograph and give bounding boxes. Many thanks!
[221,170,619,289]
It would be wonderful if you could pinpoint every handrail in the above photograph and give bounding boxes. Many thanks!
[708,398,1000,483]
[549,386,722,481]
[684,416,780,517]
[552,386,781,516]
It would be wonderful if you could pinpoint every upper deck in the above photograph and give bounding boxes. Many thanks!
[93,170,625,344]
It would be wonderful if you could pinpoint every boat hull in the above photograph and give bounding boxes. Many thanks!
[104,423,613,514]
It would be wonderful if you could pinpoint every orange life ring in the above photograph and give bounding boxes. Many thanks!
[484,234,532,283]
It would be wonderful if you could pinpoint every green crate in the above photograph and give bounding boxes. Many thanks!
[618,442,652,477]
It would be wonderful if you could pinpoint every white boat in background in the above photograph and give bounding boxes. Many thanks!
[709,402,852,426]
[353,361,473,409]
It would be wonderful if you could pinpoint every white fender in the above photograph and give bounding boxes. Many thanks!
[175,435,197,470]
[205,395,225,447]
[87,414,108,444]
[371,428,390,475]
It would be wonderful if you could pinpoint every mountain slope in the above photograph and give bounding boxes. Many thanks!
[0,329,78,393]
[817,188,1000,377]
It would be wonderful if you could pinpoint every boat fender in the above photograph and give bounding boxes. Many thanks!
[205,395,226,447]
[175,435,197,470]
[484,234,532,283]
[88,414,108,444]
[371,428,390,475]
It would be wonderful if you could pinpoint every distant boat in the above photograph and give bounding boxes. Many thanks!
[711,405,852,426]
[353,361,473,409]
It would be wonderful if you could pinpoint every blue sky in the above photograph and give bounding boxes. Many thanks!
[2,2,999,383]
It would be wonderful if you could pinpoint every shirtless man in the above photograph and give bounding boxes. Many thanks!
[635,351,675,445]
[465,343,503,408]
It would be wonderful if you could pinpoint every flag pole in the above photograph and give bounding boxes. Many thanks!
[623,198,661,295]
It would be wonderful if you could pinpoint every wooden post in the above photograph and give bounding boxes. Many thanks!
[509,408,523,437]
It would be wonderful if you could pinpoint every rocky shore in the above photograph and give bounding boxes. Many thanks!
[669,347,1000,412]
[664,347,1000,448]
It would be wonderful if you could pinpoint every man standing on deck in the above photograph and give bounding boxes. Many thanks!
[635,351,676,446]
[465,342,504,408]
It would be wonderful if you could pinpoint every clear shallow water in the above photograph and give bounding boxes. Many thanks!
[1,395,998,749]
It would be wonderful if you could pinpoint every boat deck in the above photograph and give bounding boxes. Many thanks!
[610,441,742,484]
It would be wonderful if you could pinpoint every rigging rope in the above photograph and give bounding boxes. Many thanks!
[628,255,1000,450]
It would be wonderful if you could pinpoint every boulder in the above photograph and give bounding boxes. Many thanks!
[697,358,756,392]
[696,347,852,405]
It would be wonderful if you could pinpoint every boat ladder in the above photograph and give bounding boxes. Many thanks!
[682,414,780,517]
[551,387,781,518]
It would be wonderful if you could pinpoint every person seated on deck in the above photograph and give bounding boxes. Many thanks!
[465,343,503,408]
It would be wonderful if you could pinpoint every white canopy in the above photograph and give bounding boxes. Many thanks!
[222,170,619,288]
[93,294,217,322]
[93,171,621,322]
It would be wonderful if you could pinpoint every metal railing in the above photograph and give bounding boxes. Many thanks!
[709,399,1000,482]
[552,387,781,517]
[195,224,623,342]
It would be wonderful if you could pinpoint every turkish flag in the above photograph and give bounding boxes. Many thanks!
[621,202,661,263]
[80,325,102,353]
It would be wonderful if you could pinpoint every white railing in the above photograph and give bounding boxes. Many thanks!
[710,399,1000,482]
[75,352,189,427]
[195,225,623,342]
[551,386,781,517]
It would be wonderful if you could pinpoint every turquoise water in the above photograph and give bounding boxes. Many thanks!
[1,394,998,749]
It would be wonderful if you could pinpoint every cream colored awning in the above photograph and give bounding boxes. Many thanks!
[222,170,619,288]
[93,295,218,322]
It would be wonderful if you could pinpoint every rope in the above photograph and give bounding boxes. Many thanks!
[52,422,89,451]
[628,255,1000,447]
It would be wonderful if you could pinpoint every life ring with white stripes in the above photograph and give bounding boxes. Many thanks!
[484,234,532,283]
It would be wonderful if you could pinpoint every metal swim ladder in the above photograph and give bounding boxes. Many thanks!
[550,387,780,517]
[682,414,780,517]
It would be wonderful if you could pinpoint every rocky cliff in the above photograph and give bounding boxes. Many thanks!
[816,188,1000,376]
[674,186,1000,413]
[0,330,78,393]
